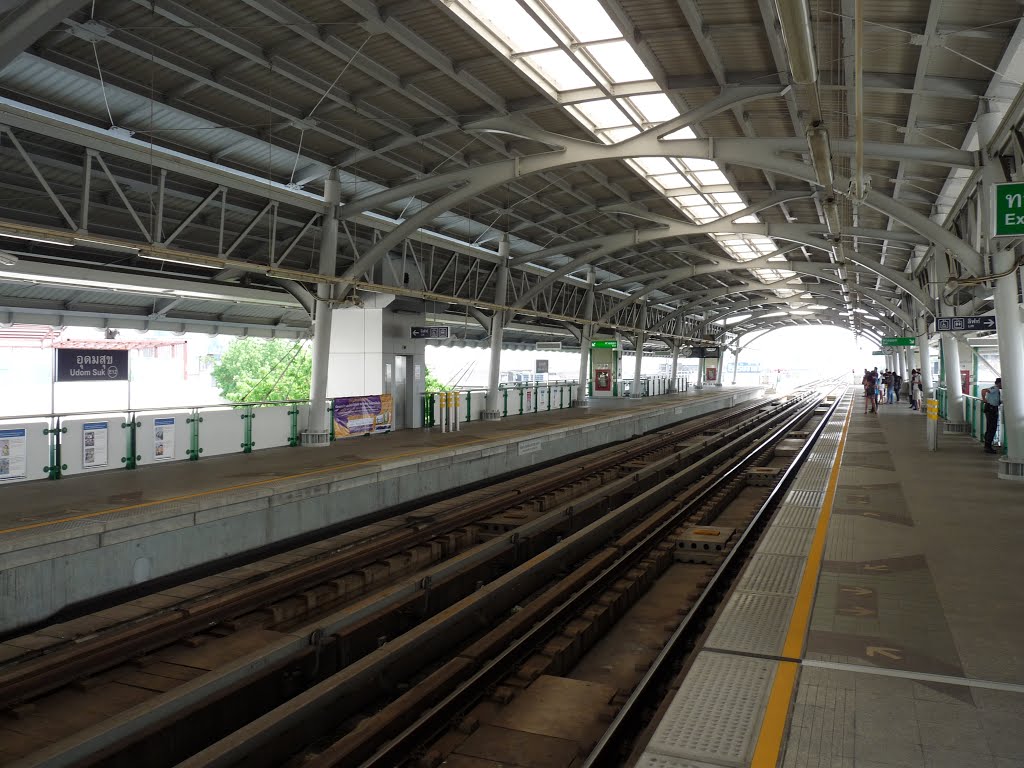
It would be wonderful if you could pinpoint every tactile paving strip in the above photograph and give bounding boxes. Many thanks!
[704,592,795,656]
[772,504,819,528]
[635,755,726,768]
[644,651,777,766]
[757,525,814,557]
[783,489,825,508]
[737,553,806,596]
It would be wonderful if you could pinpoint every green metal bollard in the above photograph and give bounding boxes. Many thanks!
[186,409,204,459]
[502,388,509,417]
[240,404,255,453]
[518,386,524,415]
[465,391,472,422]
[43,419,67,480]
[122,417,140,469]
[287,404,300,447]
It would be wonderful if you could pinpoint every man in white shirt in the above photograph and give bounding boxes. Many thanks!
[982,377,1002,454]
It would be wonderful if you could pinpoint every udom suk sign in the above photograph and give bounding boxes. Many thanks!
[55,348,129,382]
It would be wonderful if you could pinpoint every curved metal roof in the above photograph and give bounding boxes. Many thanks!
[0,0,1018,347]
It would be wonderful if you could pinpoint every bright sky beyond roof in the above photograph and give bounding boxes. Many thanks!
[451,0,794,285]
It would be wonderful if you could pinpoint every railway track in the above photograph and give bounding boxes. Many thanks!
[1,394,785,767]
[4,393,774,768]
[279,387,844,768]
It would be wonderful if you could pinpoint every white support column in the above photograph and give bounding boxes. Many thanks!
[630,302,647,398]
[917,315,934,399]
[668,343,680,392]
[483,236,509,420]
[731,348,739,384]
[303,168,340,447]
[933,257,966,427]
[976,111,1024,477]
[574,269,595,406]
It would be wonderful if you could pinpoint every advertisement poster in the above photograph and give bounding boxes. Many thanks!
[82,421,109,469]
[705,367,718,382]
[0,428,27,481]
[153,417,175,461]
[333,395,394,438]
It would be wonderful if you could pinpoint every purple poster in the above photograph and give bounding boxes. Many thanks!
[332,395,394,438]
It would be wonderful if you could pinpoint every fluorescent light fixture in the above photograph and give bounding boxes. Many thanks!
[0,225,74,246]
[138,250,224,270]
[74,237,140,254]
[0,269,168,294]
[807,123,834,189]
[775,0,818,84]
[0,251,18,267]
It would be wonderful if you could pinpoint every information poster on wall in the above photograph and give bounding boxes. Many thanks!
[705,367,718,382]
[333,395,394,438]
[0,428,27,481]
[82,421,109,469]
[153,417,175,461]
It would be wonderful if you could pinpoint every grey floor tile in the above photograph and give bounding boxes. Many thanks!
[923,748,995,768]
[918,720,989,753]
[994,759,1024,768]
[973,687,1024,718]
[981,712,1024,758]
[855,731,924,767]
[913,700,982,727]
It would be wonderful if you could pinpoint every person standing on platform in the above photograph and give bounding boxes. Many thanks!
[893,371,902,402]
[982,378,1002,454]
[873,367,881,409]
[883,370,894,404]
[911,369,923,411]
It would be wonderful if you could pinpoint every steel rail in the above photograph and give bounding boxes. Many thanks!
[0,398,771,711]
[582,387,847,767]
[349,390,831,768]
[175,390,825,768]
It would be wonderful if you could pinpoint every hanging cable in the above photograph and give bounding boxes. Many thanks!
[239,339,305,401]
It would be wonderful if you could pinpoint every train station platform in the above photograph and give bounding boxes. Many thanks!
[0,386,762,633]
[636,389,1024,768]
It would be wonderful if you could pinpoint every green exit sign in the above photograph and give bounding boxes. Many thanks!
[882,336,914,346]
[591,340,618,348]
[994,182,1024,236]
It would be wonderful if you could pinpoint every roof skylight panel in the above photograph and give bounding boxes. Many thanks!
[522,50,595,92]
[627,93,679,124]
[457,0,555,53]
[541,0,621,42]
[573,98,629,130]
[584,40,654,85]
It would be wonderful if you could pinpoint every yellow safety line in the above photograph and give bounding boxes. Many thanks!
[749,395,853,767]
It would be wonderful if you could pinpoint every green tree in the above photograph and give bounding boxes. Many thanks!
[211,338,312,402]
[424,365,449,391]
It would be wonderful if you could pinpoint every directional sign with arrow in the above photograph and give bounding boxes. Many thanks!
[935,316,996,332]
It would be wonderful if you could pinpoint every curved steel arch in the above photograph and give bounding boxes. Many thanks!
[335,97,983,294]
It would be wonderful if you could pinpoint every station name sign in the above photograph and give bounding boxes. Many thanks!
[881,337,914,347]
[411,326,449,339]
[55,348,129,381]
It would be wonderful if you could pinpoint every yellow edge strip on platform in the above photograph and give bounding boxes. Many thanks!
[750,395,853,768]
[0,392,707,537]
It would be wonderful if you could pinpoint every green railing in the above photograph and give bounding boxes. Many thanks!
[7,398,324,482]
[935,386,1005,450]
[421,381,579,427]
